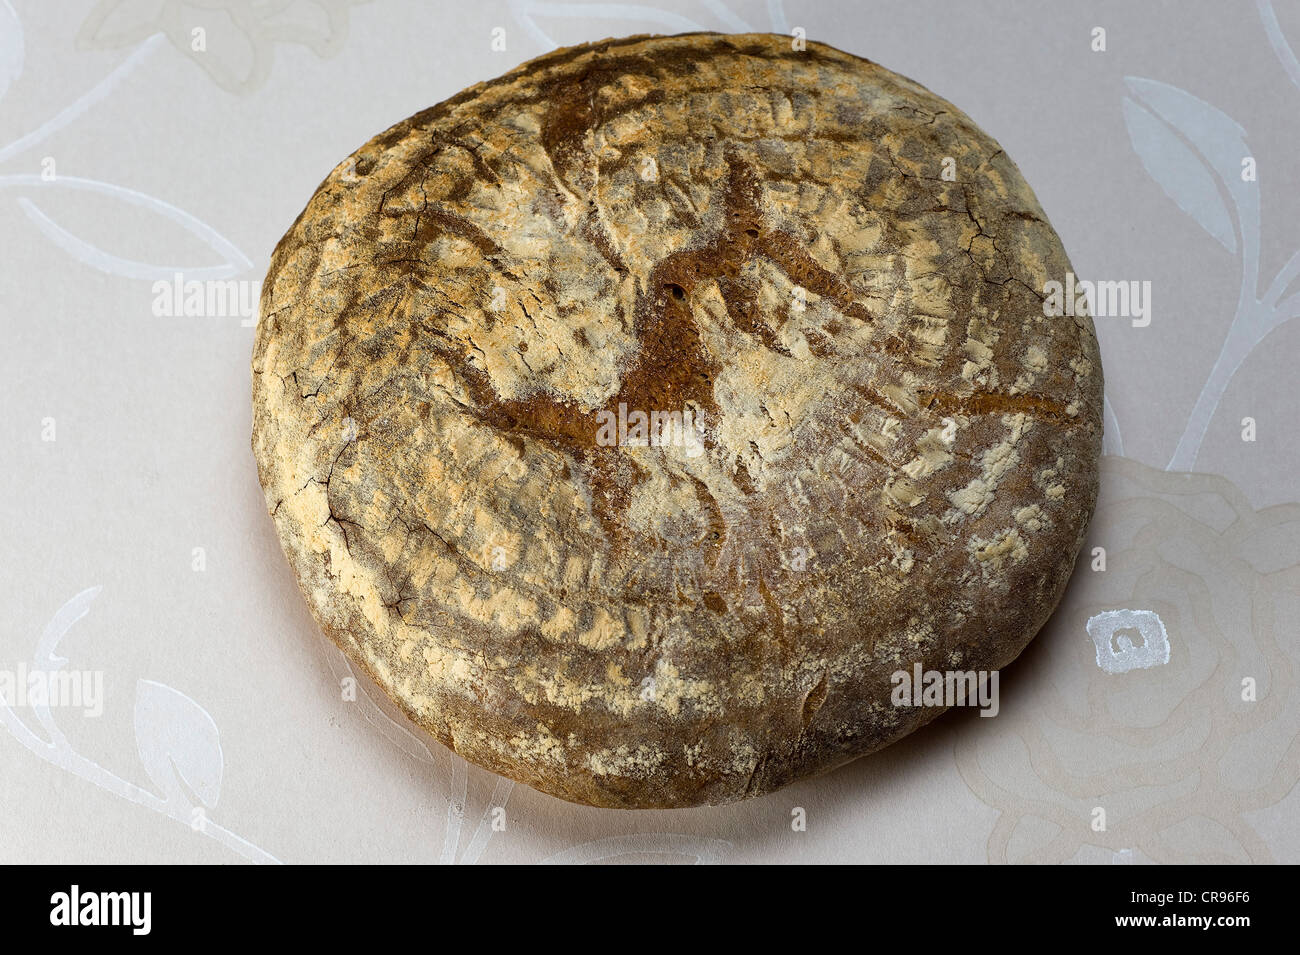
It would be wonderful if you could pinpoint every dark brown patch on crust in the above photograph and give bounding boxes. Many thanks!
[917,389,1080,424]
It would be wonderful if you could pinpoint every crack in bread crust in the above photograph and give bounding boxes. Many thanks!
[251,32,1103,809]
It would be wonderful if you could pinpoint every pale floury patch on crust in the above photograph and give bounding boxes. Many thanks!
[252,33,1102,808]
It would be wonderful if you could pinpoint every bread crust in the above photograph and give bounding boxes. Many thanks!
[252,33,1103,808]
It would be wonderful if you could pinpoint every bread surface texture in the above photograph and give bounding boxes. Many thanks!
[252,32,1103,808]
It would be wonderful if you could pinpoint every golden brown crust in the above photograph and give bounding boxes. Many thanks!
[251,32,1103,808]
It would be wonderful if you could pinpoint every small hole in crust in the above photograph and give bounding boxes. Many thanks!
[666,283,686,301]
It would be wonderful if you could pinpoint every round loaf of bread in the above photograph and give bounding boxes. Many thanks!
[252,33,1102,808]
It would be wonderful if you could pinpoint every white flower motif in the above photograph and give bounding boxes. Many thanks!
[955,457,1300,863]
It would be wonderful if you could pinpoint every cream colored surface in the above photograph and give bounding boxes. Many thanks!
[6,0,1297,862]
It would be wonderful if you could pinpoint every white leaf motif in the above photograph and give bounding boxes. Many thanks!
[34,585,101,669]
[0,175,252,279]
[1121,97,1235,252]
[1122,77,1256,255]
[1258,0,1300,93]
[133,679,224,808]
[4,593,276,862]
